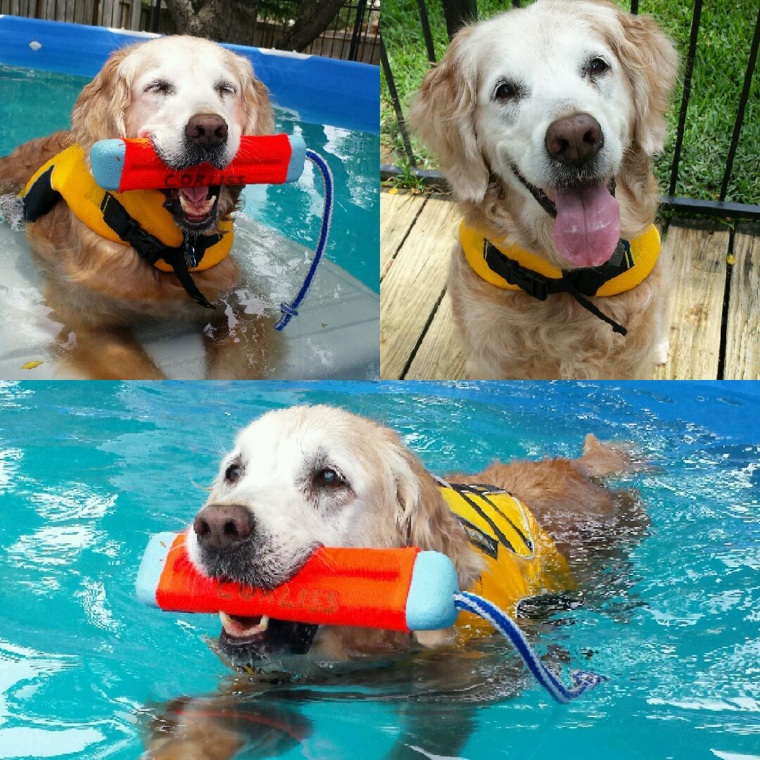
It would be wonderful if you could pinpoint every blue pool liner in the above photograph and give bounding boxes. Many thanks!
[0,15,379,135]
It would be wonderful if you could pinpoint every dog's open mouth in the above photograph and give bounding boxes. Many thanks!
[548,181,621,268]
[218,611,318,665]
[163,185,221,232]
[512,166,620,268]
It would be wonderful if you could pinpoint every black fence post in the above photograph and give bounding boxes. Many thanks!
[348,0,368,62]
[719,4,760,203]
[416,0,437,64]
[441,0,477,39]
[668,0,703,198]
[381,36,417,169]
[151,0,163,34]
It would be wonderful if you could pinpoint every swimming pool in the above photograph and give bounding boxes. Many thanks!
[1,380,757,759]
[0,17,379,380]
[0,64,379,293]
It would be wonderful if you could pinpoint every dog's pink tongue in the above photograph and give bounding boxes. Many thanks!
[551,183,620,267]
[180,186,209,204]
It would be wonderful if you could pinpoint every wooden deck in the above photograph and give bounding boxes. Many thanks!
[380,190,760,380]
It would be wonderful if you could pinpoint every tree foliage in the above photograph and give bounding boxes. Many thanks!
[164,0,348,51]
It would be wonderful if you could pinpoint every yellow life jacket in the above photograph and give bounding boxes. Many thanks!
[459,221,660,335]
[20,145,234,307]
[459,221,660,296]
[438,480,576,638]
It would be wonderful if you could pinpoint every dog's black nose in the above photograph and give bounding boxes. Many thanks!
[193,504,253,552]
[185,113,229,147]
[545,113,603,167]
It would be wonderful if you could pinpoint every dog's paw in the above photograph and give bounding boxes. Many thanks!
[414,628,456,648]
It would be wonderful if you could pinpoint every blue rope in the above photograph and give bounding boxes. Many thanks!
[454,591,607,703]
[275,149,334,330]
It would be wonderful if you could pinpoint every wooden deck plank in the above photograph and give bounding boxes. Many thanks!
[380,192,426,280]
[724,231,760,380]
[380,197,459,379]
[380,192,754,381]
[653,225,730,380]
[405,291,467,379]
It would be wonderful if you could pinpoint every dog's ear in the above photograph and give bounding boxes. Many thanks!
[71,46,134,151]
[391,445,481,592]
[234,56,274,136]
[409,27,490,202]
[609,9,679,155]
[390,445,482,648]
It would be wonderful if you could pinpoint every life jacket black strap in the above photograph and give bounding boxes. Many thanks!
[99,192,217,309]
[483,239,632,335]
[562,285,627,335]
[22,166,60,223]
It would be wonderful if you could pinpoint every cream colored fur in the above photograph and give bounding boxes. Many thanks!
[0,36,276,379]
[410,0,679,379]
[190,404,643,660]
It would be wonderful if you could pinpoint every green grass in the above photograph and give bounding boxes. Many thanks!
[381,0,760,209]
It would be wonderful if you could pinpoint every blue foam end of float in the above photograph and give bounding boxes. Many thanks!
[286,134,307,182]
[135,531,176,607]
[90,138,126,191]
[405,551,460,631]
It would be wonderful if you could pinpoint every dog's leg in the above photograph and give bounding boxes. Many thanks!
[0,131,73,193]
[144,698,245,760]
[465,355,507,380]
[576,433,638,477]
[386,703,477,760]
[55,322,166,379]
[203,308,285,380]
[145,692,311,760]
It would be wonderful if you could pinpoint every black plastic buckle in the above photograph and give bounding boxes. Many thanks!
[484,242,549,301]
[182,238,198,269]
[508,266,549,301]
[121,219,168,265]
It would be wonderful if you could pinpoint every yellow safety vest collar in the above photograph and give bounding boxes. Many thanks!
[459,221,661,335]
[437,479,575,638]
[20,144,234,308]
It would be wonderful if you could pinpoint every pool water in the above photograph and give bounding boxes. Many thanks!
[0,380,758,759]
[0,65,379,293]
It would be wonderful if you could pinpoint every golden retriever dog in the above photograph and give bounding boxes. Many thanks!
[187,404,643,665]
[146,403,645,759]
[409,0,679,379]
[0,36,277,379]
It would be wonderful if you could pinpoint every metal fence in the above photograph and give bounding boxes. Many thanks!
[0,0,381,63]
[381,0,760,221]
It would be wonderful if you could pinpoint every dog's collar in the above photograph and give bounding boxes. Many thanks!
[20,144,234,308]
[459,221,661,336]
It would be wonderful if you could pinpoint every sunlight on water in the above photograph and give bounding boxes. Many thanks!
[0,381,757,758]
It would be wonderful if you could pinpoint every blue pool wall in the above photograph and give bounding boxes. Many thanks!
[0,15,379,135]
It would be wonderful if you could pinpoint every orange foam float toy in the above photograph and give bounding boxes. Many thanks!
[90,134,306,192]
[135,531,607,703]
[136,532,460,632]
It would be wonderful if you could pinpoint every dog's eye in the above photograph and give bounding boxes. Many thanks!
[145,79,174,95]
[588,58,610,76]
[216,81,237,97]
[493,80,519,103]
[224,461,242,484]
[313,467,345,489]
